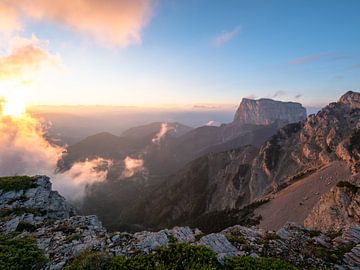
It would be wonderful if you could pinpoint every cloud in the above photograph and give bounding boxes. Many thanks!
[7,0,156,48]
[288,52,350,66]
[0,1,22,34]
[212,26,241,47]
[52,158,112,201]
[0,102,112,201]
[272,90,286,98]
[121,156,144,178]
[205,120,220,127]
[152,123,174,144]
[244,94,257,100]
[350,64,360,70]
[0,35,60,82]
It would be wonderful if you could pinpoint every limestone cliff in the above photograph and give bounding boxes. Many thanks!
[233,98,307,125]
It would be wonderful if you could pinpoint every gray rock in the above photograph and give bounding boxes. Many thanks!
[199,233,239,262]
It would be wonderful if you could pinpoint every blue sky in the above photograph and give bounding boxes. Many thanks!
[15,0,360,107]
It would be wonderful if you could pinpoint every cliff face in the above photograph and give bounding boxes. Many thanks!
[233,98,307,125]
[304,182,360,232]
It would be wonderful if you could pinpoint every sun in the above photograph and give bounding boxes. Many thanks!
[1,92,27,118]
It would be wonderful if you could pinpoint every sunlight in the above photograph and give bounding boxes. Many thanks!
[1,90,27,118]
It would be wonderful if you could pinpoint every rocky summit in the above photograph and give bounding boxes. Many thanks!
[1,175,360,269]
[233,98,307,125]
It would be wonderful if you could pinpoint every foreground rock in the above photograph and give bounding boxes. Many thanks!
[1,175,360,269]
[0,176,75,233]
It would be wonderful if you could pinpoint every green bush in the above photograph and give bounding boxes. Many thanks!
[0,176,37,192]
[66,243,219,270]
[0,233,47,270]
[15,221,37,232]
[224,256,297,270]
[63,251,110,270]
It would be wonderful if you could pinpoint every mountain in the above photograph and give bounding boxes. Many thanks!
[123,91,360,232]
[60,97,306,177]
[2,175,360,269]
[233,98,307,125]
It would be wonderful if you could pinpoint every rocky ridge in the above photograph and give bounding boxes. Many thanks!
[1,175,360,269]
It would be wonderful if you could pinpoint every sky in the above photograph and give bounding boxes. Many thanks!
[0,0,360,108]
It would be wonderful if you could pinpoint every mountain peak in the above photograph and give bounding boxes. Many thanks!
[339,91,360,109]
[233,97,307,125]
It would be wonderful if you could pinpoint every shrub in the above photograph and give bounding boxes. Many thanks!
[15,221,37,232]
[0,233,47,270]
[63,251,110,270]
[336,181,359,194]
[224,256,297,270]
[0,176,37,192]
[68,243,219,270]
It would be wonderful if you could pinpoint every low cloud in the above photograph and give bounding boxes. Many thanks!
[205,120,220,127]
[272,90,286,98]
[52,158,112,201]
[4,0,156,48]
[212,26,241,48]
[121,156,144,178]
[244,94,257,100]
[0,102,112,201]
[0,35,60,82]
[152,123,174,144]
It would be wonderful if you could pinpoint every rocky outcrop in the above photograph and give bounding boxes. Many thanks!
[233,98,307,125]
[304,182,360,232]
[0,176,75,233]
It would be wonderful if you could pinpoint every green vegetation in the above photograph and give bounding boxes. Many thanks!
[0,233,47,270]
[63,251,110,270]
[65,243,219,270]
[0,207,45,219]
[336,181,359,194]
[309,242,356,264]
[65,243,300,270]
[223,256,297,270]
[0,176,37,192]
[15,221,37,232]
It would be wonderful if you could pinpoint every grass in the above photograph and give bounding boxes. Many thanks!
[223,256,297,270]
[0,176,37,192]
[65,243,220,270]
[0,207,45,219]
[0,233,48,270]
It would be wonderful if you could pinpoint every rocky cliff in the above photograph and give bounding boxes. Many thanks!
[233,98,307,125]
[126,91,360,233]
[2,175,360,269]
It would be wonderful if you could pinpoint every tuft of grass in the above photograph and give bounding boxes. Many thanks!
[0,176,37,192]
[0,208,45,219]
[63,251,110,270]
